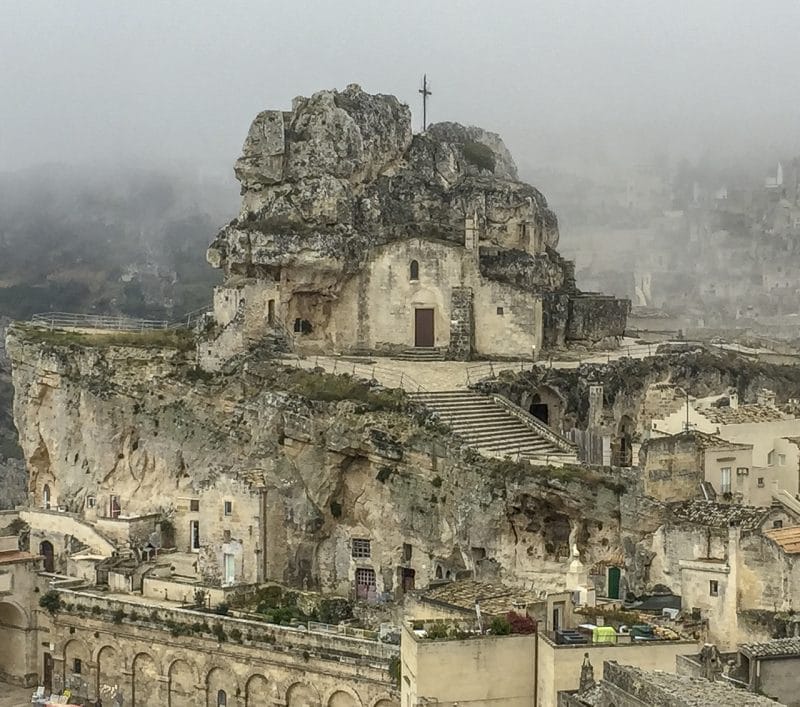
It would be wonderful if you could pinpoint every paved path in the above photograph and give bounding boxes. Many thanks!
[0,681,36,706]
[283,337,664,392]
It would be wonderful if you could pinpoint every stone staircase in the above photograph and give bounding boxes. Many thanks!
[394,347,446,362]
[411,390,578,465]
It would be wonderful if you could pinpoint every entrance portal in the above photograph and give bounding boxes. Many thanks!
[39,541,54,573]
[607,566,621,599]
[529,394,549,425]
[414,308,434,347]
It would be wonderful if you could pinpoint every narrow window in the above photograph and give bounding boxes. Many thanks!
[223,500,232,516]
[189,499,200,512]
[402,543,412,561]
[109,494,121,519]
[352,538,371,559]
[190,520,201,551]
[496,306,504,315]
[757,477,765,488]
[409,260,419,281]
[217,690,227,707]
[42,484,51,510]
[779,454,787,466]
[267,299,275,326]
[720,467,731,494]
[294,317,302,333]
[709,580,719,596]
[85,495,95,509]
[73,658,82,674]
[774,520,784,529]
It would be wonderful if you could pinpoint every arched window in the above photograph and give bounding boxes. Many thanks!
[217,689,227,707]
[42,484,51,510]
[410,260,419,281]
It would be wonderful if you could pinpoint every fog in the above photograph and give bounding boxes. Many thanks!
[3,0,800,176]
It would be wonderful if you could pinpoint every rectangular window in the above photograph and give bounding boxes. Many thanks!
[223,500,232,516]
[758,477,765,488]
[709,580,719,596]
[779,454,787,466]
[768,450,776,466]
[355,567,377,600]
[352,538,371,559]
[736,467,749,476]
[496,306,504,315]
[109,494,121,519]
[85,495,95,509]
[73,658,82,674]
[189,499,200,512]
[774,520,784,529]
[720,467,731,494]
[402,543,412,561]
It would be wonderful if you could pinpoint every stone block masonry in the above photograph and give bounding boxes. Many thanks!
[447,286,474,360]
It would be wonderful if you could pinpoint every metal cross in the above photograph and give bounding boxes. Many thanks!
[418,74,432,131]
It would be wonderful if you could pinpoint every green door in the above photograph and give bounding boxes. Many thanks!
[608,566,621,599]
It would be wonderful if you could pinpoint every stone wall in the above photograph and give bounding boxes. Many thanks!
[639,435,704,502]
[49,589,398,706]
[447,287,474,360]
[566,294,629,345]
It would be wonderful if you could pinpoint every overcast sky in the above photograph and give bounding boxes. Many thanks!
[2,1,800,178]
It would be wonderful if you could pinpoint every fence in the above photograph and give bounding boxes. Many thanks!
[31,312,171,332]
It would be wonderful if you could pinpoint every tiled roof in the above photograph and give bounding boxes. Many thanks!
[604,663,780,705]
[763,526,800,554]
[420,580,540,616]
[668,500,768,530]
[698,404,789,425]
[688,430,751,451]
[740,637,800,659]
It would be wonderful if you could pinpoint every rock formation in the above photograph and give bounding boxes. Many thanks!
[208,84,561,282]
[6,326,637,593]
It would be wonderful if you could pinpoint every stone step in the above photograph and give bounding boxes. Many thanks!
[394,348,445,361]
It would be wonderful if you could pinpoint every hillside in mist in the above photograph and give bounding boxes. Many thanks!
[0,165,237,320]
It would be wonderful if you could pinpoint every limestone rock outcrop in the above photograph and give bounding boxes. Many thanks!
[208,83,560,281]
[6,326,637,593]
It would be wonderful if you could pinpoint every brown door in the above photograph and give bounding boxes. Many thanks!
[414,308,434,347]
[43,652,53,692]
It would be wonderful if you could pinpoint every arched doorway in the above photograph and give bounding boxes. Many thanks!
[39,541,54,573]
[529,394,549,425]
[0,602,31,685]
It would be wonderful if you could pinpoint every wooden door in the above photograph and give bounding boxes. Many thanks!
[43,652,53,692]
[414,308,434,347]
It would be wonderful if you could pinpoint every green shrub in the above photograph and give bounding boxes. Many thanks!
[111,609,126,624]
[490,616,511,635]
[39,591,62,615]
[462,141,496,172]
[425,622,450,640]
[229,627,242,643]
[212,623,226,642]
[318,598,353,624]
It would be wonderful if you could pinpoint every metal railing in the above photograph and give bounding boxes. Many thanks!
[490,394,577,455]
[464,360,538,386]
[31,311,170,331]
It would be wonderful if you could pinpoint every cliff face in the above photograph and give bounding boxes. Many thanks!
[7,325,638,592]
[207,84,561,284]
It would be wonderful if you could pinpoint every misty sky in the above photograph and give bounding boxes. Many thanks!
[3,1,800,178]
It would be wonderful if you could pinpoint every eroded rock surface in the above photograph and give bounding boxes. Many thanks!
[7,325,644,593]
[208,84,560,281]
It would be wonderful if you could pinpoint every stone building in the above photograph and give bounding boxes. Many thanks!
[638,499,800,649]
[202,84,628,366]
[559,660,784,706]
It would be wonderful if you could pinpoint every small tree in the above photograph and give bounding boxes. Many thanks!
[489,616,511,635]
[507,611,537,634]
[39,590,62,615]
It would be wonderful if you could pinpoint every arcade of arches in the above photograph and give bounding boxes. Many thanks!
[49,616,398,707]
